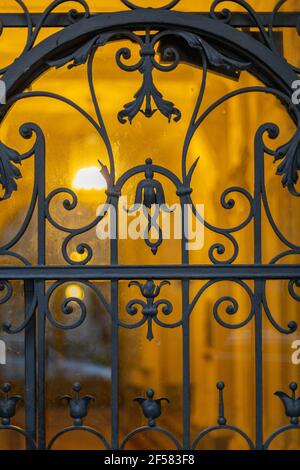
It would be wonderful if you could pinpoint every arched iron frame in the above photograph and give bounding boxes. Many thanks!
[0,0,300,451]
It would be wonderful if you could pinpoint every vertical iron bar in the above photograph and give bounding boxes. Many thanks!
[182,198,190,449]
[37,280,46,450]
[36,131,46,450]
[24,279,36,449]
[111,196,119,449]
[217,381,226,425]
[254,130,264,449]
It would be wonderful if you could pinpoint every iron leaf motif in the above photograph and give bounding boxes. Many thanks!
[274,128,300,196]
[47,33,116,69]
[175,31,251,74]
[47,37,98,69]
[0,142,22,201]
[118,75,181,124]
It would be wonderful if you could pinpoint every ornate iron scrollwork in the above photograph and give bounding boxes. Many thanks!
[45,280,112,330]
[0,280,13,305]
[126,279,173,340]
[0,0,91,75]
[0,0,299,452]
[48,27,250,124]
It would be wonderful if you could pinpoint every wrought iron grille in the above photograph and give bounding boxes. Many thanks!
[0,0,300,450]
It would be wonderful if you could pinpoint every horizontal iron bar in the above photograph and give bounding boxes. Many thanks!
[0,265,299,280]
[0,12,298,28]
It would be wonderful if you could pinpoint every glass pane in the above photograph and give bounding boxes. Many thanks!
[0,0,299,451]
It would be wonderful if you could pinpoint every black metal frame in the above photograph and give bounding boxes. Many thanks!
[0,12,299,28]
[0,0,300,451]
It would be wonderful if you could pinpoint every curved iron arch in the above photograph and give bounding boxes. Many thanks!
[1,9,299,108]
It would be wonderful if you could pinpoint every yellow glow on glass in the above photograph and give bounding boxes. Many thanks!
[65,284,84,300]
[72,167,107,191]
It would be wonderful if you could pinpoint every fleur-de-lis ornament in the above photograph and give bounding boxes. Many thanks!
[275,382,300,425]
[0,383,21,425]
[118,29,181,123]
[134,388,169,427]
[61,383,95,426]
[127,279,172,341]
[131,279,169,299]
